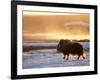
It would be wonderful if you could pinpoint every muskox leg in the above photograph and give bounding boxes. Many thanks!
[77,55,85,60]
[82,55,85,59]
[66,54,69,60]
[63,54,66,59]
[77,55,80,60]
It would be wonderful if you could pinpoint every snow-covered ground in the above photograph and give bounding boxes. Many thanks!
[22,42,90,69]
[23,41,58,46]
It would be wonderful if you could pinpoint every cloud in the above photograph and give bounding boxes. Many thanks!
[64,21,89,26]
[24,33,66,36]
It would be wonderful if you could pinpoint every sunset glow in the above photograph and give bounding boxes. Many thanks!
[23,11,90,41]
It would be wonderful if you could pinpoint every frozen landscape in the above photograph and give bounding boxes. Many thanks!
[22,42,90,69]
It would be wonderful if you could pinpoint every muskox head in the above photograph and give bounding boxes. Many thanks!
[57,39,70,52]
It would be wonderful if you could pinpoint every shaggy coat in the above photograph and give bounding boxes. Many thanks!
[57,40,85,60]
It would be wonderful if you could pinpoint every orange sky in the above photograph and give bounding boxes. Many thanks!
[23,11,90,41]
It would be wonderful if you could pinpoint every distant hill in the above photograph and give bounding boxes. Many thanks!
[72,39,90,42]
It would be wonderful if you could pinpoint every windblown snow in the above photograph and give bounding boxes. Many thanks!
[22,42,89,69]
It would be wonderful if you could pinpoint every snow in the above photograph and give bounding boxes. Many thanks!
[23,42,58,46]
[22,42,90,69]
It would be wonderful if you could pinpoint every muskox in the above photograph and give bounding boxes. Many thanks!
[57,40,85,60]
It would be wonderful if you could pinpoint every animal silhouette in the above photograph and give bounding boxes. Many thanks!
[57,40,85,60]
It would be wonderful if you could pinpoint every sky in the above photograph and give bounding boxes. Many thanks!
[23,11,90,41]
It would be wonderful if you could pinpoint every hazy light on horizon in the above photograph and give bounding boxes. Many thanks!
[23,11,90,41]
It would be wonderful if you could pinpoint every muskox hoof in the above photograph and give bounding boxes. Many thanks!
[82,56,85,59]
[77,55,85,60]
[63,56,65,59]
[63,57,65,60]
[66,58,68,60]
[77,56,80,60]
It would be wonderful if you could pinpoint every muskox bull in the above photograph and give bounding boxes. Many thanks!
[57,40,85,60]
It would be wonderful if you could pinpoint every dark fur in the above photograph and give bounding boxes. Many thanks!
[57,40,85,60]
